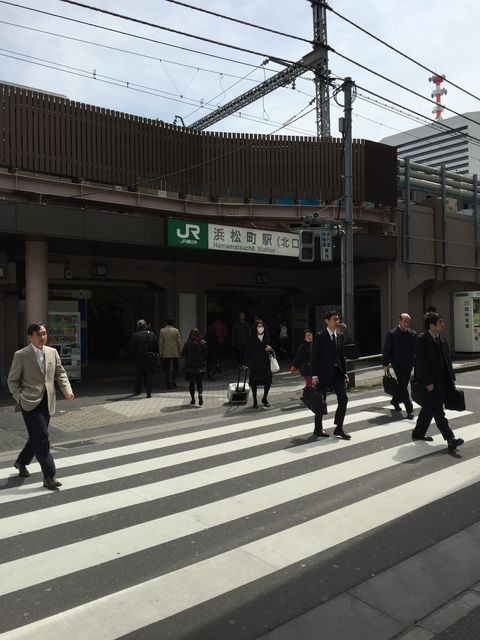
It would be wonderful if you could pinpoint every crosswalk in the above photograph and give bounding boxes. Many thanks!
[0,393,478,640]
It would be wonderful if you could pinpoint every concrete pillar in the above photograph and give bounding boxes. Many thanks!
[25,239,48,328]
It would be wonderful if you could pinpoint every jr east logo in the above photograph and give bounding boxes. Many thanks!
[176,223,201,244]
[168,219,207,248]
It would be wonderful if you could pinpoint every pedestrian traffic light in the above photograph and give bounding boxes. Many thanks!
[299,228,315,262]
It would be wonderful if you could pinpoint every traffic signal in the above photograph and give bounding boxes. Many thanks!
[299,228,315,262]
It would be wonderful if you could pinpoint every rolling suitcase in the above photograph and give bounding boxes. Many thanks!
[227,367,250,404]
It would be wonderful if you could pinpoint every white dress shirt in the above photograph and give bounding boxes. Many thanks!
[31,343,46,373]
[327,328,337,341]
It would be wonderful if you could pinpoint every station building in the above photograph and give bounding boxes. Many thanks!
[0,82,478,382]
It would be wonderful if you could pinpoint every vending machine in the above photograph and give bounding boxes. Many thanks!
[453,291,480,353]
[48,311,82,379]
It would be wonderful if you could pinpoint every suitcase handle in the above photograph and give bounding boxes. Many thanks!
[237,366,248,390]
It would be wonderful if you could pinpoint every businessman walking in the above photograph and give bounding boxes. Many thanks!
[412,312,464,451]
[8,322,74,490]
[311,311,350,440]
[382,312,416,419]
[131,319,158,397]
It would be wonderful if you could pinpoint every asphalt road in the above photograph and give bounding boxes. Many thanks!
[1,370,480,640]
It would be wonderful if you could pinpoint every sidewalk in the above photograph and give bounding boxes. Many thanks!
[260,522,480,640]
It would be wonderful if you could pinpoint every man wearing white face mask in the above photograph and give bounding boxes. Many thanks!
[244,320,274,409]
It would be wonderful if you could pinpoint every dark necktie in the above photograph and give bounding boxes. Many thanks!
[435,335,441,347]
[332,333,338,361]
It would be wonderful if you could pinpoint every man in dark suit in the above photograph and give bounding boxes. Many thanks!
[311,310,350,440]
[382,312,416,419]
[7,322,74,490]
[412,312,464,451]
[131,319,158,398]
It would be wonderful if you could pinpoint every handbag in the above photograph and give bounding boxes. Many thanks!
[146,352,160,367]
[382,371,398,397]
[269,350,280,374]
[445,388,466,412]
[410,378,426,407]
[303,385,327,415]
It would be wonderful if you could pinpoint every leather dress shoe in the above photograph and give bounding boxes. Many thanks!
[390,401,402,411]
[262,398,270,407]
[313,430,330,438]
[253,401,258,409]
[412,435,433,442]
[448,438,464,451]
[334,427,351,440]
[43,478,62,490]
[14,462,30,478]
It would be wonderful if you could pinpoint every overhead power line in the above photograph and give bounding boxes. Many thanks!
[50,0,475,134]
[53,0,299,64]
[320,1,480,104]
[4,44,479,152]
[356,84,480,147]
[0,49,316,135]
[0,19,287,85]
[161,0,312,44]
[331,48,480,130]
[355,93,480,162]
[56,0,480,123]
[0,2,293,73]
[189,48,328,130]
[183,63,267,122]
[5,0,478,137]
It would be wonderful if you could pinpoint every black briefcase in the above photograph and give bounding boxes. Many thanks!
[382,372,398,397]
[445,388,466,412]
[410,379,426,407]
[303,385,327,415]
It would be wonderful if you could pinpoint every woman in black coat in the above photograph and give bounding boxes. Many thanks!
[182,328,208,406]
[290,329,313,397]
[244,319,273,409]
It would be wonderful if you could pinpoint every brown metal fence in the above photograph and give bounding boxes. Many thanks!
[0,82,397,205]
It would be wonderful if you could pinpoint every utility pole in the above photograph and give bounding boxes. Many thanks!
[310,0,331,137]
[340,78,354,340]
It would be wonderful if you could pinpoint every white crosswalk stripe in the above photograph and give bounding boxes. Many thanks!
[0,393,477,640]
[0,395,380,476]
[0,407,470,537]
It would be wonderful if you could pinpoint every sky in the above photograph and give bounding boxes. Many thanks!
[0,0,479,143]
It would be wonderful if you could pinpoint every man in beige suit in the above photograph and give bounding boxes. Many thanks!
[159,318,182,389]
[8,322,74,490]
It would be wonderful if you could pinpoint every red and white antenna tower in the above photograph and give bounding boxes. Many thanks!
[429,73,447,120]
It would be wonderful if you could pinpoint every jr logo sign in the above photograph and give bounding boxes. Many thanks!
[176,223,201,241]
[167,218,208,249]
